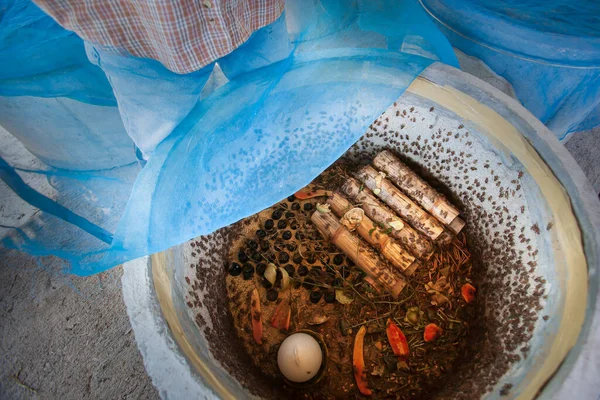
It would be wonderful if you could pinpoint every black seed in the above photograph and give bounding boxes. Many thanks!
[274,240,285,251]
[272,209,283,220]
[228,262,242,276]
[293,280,302,289]
[303,278,315,290]
[324,291,336,303]
[259,241,270,251]
[286,242,297,252]
[242,264,254,280]
[295,231,305,240]
[264,219,274,230]
[347,259,355,267]
[282,231,292,240]
[333,254,344,265]
[307,253,317,264]
[290,222,298,230]
[256,263,267,276]
[285,211,294,219]
[277,220,287,229]
[310,267,322,278]
[298,266,309,276]
[246,240,258,250]
[238,251,248,263]
[267,289,279,302]
[291,202,301,210]
[292,253,303,264]
[310,290,323,304]
[284,264,295,276]
[249,251,261,262]
[255,229,266,239]
[287,195,296,202]
[278,252,290,264]
[304,203,314,211]
[332,278,343,288]
[261,278,273,289]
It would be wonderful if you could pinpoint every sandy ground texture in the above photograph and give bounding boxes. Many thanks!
[0,249,159,400]
[565,127,600,194]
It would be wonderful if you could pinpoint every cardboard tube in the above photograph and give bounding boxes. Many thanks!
[373,150,465,234]
[311,210,406,298]
[341,178,435,260]
[356,165,452,244]
[327,192,421,276]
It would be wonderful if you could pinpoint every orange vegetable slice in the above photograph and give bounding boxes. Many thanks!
[250,288,263,344]
[461,283,476,304]
[424,323,443,342]
[353,326,372,396]
[294,189,333,200]
[386,319,409,357]
[270,300,291,331]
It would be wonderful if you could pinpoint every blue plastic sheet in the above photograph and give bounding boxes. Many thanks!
[0,0,115,105]
[420,0,600,139]
[0,0,135,170]
[1,0,457,275]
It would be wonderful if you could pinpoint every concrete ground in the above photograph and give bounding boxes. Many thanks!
[565,128,600,194]
[0,249,159,400]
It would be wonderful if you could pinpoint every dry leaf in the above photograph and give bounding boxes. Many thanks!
[336,290,354,304]
[404,306,424,326]
[340,207,364,231]
[440,266,450,277]
[374,171,386,188]
[397,360,410,371]
[278,266,290,290]
[316,203,331,213]
[426,276,450,292]
[425,277,452,308]
[430,292,451,307]
[308,309,329,325]
[371,364,385,376]
[389,219,404,230]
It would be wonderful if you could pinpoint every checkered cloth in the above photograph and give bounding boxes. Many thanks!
[33,0,285,74]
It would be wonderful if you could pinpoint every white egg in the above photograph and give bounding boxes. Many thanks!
[277,333,323,383]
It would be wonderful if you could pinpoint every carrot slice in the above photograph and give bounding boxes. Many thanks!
[294,189,333,200]
[270,300,291,331]
[386,319,409,357]
[353,326,372,396]
[250,288,263,344]
[423,323,443,342]
[461,283,476,304]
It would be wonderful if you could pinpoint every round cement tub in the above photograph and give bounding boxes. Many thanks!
[122,63,600,399]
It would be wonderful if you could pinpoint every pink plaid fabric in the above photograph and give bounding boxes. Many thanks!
[33,0,285,74]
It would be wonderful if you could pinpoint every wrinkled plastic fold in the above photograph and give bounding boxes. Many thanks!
[420,0,600,138]
[0,0,457,275]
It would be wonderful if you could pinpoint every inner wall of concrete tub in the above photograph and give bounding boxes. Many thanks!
[166,90,562,399]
